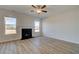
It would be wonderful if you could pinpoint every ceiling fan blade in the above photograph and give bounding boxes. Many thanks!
[41,5,46,9]
[42,10,47,13]
[32,5,37,8]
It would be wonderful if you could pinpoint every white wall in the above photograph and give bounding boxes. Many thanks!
[0,9,42,42]
[43,8,79,44]
[0,9,21,42]
[21,16,42,37]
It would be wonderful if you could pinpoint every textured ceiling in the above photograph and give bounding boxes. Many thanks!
[0,5,79,18]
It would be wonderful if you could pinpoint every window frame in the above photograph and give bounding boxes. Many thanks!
[34,20,40,32]
[4,17,17,35]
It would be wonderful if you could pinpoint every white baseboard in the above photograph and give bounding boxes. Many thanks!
[44,35,79,44]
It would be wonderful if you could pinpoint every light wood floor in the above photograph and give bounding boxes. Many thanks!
[0,37,79,54]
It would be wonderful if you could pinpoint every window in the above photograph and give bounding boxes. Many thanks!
[34,21,40,32]
[5,17,16,35]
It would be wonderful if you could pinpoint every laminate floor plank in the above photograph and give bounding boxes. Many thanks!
[0,37,79,54]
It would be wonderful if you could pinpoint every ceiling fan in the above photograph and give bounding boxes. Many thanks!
[31,5,47,14]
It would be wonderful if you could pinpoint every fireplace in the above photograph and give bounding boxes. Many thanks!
[21,28,32,40]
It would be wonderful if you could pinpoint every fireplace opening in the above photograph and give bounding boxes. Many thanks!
[21,28,32,40]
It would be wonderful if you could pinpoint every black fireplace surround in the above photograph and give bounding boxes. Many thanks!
[21,28,32,40]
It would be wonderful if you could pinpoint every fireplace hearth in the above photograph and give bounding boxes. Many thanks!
[21,28,32,40]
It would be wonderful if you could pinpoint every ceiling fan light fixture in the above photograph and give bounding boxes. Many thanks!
[31,5,47,14]
[36,9,42,14]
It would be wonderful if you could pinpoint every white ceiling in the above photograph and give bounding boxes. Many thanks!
[0,5,79,18]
